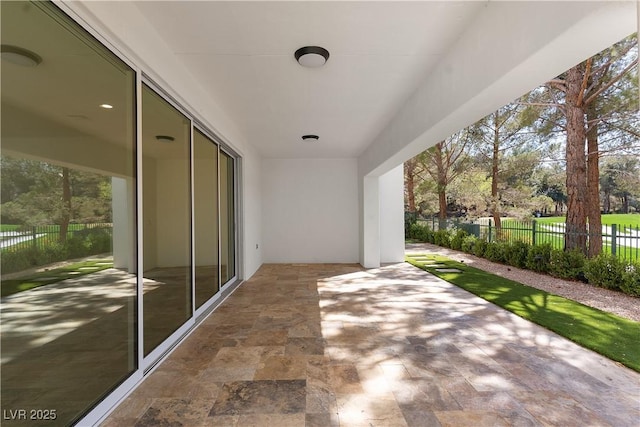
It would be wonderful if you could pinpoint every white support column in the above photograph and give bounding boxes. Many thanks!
[379,165,405,263]
[112,176,135,272]
[361,175,380,268]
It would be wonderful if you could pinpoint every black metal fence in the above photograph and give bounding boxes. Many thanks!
[417,217,640,261]
[0,223,113,253]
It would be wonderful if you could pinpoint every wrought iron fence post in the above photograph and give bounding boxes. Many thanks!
[611,224,617,256]
[32,226,37,250]
[532,220,537,246]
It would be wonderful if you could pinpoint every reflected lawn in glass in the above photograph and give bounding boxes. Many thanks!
[1,267,136,425]
[1,258,113,297]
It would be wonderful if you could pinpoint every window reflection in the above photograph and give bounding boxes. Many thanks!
[141,84,192,355]
[1,1,136,424]
[194,130,219,308]
[220,151,235,284]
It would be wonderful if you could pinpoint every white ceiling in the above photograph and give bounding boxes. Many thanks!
[134,1,487,158]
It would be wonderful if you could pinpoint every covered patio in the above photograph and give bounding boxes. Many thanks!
[102,262,639,426]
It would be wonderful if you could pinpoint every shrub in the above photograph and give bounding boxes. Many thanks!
[549,249,586,281]
[405,212,418,238]
[409,223,434,243]
[86,228,112,253]
[425,227,436,243]
[0,228,112,274]
[1,249,34,273]
[484,242,507,263]
[505,241,529,269]
[526,244,553,272]
[449,229,468,251]
[584,254,625,291]
[474,239,488,258]
[409,223,425,241]
[461,235,478,254]
[621,261,640,297]
[434,230,451,248]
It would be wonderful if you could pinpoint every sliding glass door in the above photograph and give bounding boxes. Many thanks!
[141,84,192,356]
[220,151,236,285]
[1,2,137,424]
[1,2,239,424]
[194,130,219,308]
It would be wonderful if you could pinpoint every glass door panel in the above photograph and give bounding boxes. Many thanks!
[0,2,137,424]
[141,84,191,356]
[193,130,219,308]
[220,151,235,284]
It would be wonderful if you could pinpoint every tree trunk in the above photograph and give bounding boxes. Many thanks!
[564,65,588,254]
[404,160,417,213]
[586,104,602,258]
[434,142,448,221]
[622,195,629,213]
[603,191,610,213]
[491,113,502,237]
[438,189,447,220]
[59,167,72,243]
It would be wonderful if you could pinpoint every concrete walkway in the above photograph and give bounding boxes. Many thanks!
[103,262,640,426]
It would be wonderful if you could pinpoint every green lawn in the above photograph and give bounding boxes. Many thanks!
[0,224,21,232]
[406,253,640,372]
[1,259,114,297]
[536,213,640,228]
[497,216,640,260]
[1,223,110,232]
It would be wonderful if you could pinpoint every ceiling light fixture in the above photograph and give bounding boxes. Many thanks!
[302,135,319,141]
[1,44,42,67]
[156,135,175,143]
[100,104,113,109]
[294,46,329,68]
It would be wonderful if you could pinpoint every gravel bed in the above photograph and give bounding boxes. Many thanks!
[407,242,639,322]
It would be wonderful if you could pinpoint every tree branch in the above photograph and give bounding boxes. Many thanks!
[576,58,591,106]
[584,57,638,106]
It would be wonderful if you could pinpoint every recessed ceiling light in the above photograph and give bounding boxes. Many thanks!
[302,135,319,141]
[100,104,113,109]
[156,135,175,143]
[1,44,42,67]
[294,46,329,68]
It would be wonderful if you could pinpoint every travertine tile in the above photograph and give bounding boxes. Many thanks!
[134,399,211,426]
[100,263,640,427]
[253,356,308,380]
[434,410,511,427]
[209,380,306,416]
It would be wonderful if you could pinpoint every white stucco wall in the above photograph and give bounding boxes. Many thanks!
[379,166,405,263]
[262,158,359,263]
[241,145,263,279]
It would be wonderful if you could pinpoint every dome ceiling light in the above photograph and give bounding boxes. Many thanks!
[1,44,42,67]
[302,135,319,141]
[294,46,329,68]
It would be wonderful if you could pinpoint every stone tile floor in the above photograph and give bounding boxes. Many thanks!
[102,262,640,426]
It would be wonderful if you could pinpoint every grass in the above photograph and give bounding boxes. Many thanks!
[494,216,640,261]
[0,224,21,232]
[1,223,107,232]
[535,213,640,228]
[1,259,113,297]
[406,253,640,372]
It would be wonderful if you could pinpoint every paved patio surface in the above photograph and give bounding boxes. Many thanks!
[103,262,640,426]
